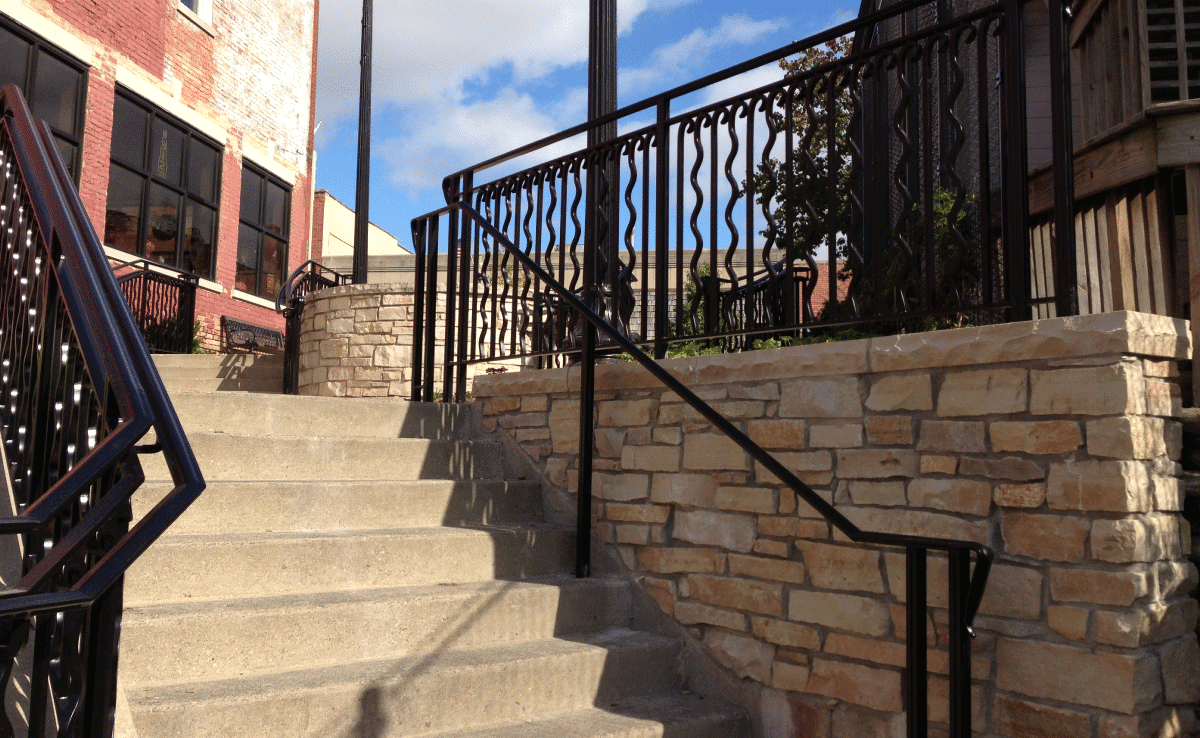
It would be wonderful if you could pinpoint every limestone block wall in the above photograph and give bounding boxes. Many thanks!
[472,311,1200,738]
[297,283,425,397]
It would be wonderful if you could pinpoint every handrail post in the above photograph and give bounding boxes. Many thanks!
[1049,0,1078,317]
[1001,0,1032,321]
[948,549,972,737]
[455,174,474,403]
[444,180,461,401]
[905,547,928,738]
[654,99,670,359]
[411,219,427,401]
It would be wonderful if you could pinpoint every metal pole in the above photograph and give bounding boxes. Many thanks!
[576,0,617,579]
[1048,0,1078,317]
[352,0,372,284]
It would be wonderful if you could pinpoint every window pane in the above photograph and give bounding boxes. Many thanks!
[240,170,262,223]
[112,96,147,168]
[183,202,215,278]
[264,181,288,237]
[51,135,77,176]
[261,235,286,299]
[103,166,144,254]
[180,0,198,11]
[146,182,181,267]
[188,140,219,202]
[150,118,184,186]
[0,28,30,91]
[30,52,79,135]
[236,224,260,295]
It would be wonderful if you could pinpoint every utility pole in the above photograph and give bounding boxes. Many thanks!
[351,0,372,284]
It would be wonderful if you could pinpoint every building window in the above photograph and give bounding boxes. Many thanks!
[179,0,213,25]
[0,17,87,182]
[237,164,290,300]
[103,90,221,279]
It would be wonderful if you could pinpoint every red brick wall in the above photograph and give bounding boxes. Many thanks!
[12,0,318,350]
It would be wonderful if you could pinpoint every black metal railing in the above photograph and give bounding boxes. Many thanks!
[0,85,203,737]
[277,260,351,394]
[412,0,1078,403]
[408,0,1085,732]
[112,258,200,354]
[454,199,994,737]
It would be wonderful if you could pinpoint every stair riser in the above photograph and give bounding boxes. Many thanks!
[134,480,543,535]
[127,640,682,737]
[121,581,630,684]
[166,393,472,440]
[140,435,504,482]
[124,529,575,605]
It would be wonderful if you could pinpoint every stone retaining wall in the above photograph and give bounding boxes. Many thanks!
[297,283,437,397]
[472,311,1200,738]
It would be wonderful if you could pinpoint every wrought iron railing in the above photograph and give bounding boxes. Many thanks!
[412,0,1077,402]
[112,258,200,354]
[0,85,203,737]
[277,260,351,394]
[454,199,994,737]
[409,0,1083,733]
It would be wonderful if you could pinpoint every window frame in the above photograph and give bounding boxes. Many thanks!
[103,88,223,280]
[0,15,88,184]
[236,162,291,301]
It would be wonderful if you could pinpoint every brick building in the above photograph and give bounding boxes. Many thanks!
[1,0,319,351]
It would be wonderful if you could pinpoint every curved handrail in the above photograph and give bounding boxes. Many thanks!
[110,256,202,285]
[454,197,994,626]
[275,259,350,314]
[0,81,204,681]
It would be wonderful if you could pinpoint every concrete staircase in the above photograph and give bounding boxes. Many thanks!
[118,354,748,737]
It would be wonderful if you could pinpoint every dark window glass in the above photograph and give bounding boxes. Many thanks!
[0,19,86,182]
[236,224,260,295]
[188,141,219,202]
[150,118,184,187]
[180,0,199,11]
[30,53,79,133]
[103,165,144,255]
[0,28,30,90]
[103,90,221,280]
[238,165,291,300]
[183,203,215,277]
[111,95,147,168]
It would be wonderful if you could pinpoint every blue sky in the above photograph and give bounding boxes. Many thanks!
[313,0,857,247]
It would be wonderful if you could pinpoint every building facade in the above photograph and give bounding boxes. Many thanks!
[1,0,319,352]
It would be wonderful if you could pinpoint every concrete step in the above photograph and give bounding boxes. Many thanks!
[154,353,284,394]
[124,525,575,605]
[133,479,543,535]
[424,695,749,738]
[163,391,472,440]
[124,629,683,737]
[140,433,504,482]
[121,577,630,685]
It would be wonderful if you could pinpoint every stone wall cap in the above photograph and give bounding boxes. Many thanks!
[306,282,417,303]
[868,311,1189,372]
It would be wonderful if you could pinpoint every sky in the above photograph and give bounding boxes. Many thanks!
[312,0,858,248]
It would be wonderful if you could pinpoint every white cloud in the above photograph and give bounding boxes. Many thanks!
[619,14,786,95]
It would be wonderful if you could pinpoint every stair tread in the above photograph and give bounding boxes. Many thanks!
[126,628,678,699]
[421,695,747,738]
[124,575,623,620]
[147,522,570,546]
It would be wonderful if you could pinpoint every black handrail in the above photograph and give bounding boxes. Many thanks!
[277,260,351,394]
[455,197,992,737]
[0,84,204,737]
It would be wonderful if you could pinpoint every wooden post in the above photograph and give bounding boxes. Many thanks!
[1186,165,1200,402]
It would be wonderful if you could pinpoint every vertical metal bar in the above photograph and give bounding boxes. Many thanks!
[977,24,995,306]
[922,46,937,312]
[906,547,929,738]
[1002,0,1032,320]
[948,548,972,738]
[352,0,373,284]
[455,173,474,402]
[1048,0,1078,317]
[410,218,427,401]
[422,217,439,402]
[443,182,460,402]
